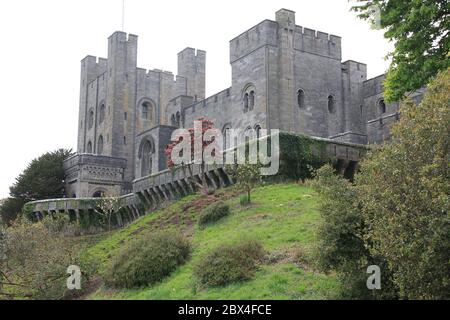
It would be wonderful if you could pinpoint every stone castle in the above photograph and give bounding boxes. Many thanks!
[63,8,423,199]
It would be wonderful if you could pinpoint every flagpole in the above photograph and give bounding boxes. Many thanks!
[121,0,125,31]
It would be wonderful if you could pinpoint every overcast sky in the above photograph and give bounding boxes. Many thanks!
[0,0,393,199]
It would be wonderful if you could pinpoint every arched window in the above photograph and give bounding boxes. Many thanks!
[249,91,255,110]
[378,99,386,114]
[242,84,256,113]
[222,124,232,150]
[142,103,149,120]
[99,104,106,124]
[139,138,155,177]
[243,93,249,113]
[327,95,335,113]
[97,135,104,155]
[88,109,94,130]
[176,112,181,127]
[171,114,176,126]
[297,89,305,108]
[86,141,92,153]
[254,125,262,139]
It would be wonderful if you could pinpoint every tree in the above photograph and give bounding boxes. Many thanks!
[0,198,26,226]
[351,0,450,102]
[355,67,450,299]
[313,68,450,299]
[0,149,73,225]
[312,165,398,299]
[165,118,217,195]
[94,196,123,231]
[227,163,262,204]
[0,218,82,299]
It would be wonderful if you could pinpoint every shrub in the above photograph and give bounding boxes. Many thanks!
[198,202,230,227]
[355,68,450,299]
[194,239,265,287]
[0,218,87,299]
[105,231,191,289]
[311,164,398,299]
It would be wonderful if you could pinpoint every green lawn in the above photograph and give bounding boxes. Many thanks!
[82,183,339,300]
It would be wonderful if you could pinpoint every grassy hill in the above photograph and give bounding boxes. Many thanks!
[81,183,339,300]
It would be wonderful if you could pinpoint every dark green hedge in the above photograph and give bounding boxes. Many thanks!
[278,132,330,181]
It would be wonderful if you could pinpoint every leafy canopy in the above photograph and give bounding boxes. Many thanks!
[352,0,450,102]
[0,149,72,225]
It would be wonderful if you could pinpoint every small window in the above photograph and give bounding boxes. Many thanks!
[142,103,149,120]
[86,141,92,153]
[88,109,94,130]
[243,84,256,113]
[99,104,106,124]
[123,136,127,145]
[97,135,104,155]
[255,125,262,139]
[378,99,386,114]
[124,112,127,120]
[176,112,181,127]
[244,93,249,113]
[297,89,305,108]
[328,95,335,113]
[249,91,255,110]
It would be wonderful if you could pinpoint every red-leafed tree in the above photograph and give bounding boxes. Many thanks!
[165,118,218,195]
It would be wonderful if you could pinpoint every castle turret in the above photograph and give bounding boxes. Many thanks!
[178,48,206,101]
[275,9,296,132]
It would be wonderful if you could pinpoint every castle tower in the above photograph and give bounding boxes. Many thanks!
[178,48,206,101]
[275,9,296,132]
[106,32,138,183]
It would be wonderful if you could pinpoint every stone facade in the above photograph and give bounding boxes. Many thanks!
[65,8,423,198]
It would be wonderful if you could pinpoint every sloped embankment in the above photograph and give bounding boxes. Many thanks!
[82,183,339,300]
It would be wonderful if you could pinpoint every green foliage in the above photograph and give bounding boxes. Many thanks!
[0,218,88,299]
[0,198,26,225]
[239,194,250,207]
[312,68,450,299]
[278,133,329,181]
[351,0,450,102]
[0,149,73,224]
[105,231,191,289]
[94,197,123,231]
[194,239,265,287]
[355,68,450,299]
[227,163,262,202]
[198,202,230,227]
[311,165,398,299]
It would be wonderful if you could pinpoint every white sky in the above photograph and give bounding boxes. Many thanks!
[0,0,393,199]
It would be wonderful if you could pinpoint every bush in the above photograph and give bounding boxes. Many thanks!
[0,218,87,299]
[198,202,230,227]
[311,164,398,299]
[194,239,265,287]
[105,231,191,289]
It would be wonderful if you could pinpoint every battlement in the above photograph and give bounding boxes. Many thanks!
[230,20,278,63]
[107,31,138,44]
[341,60,367,74]
[293,25,342,60]
[230,9,342,63]
[178,47,206,100]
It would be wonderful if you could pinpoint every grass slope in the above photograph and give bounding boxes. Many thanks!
[82,183,339,300]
